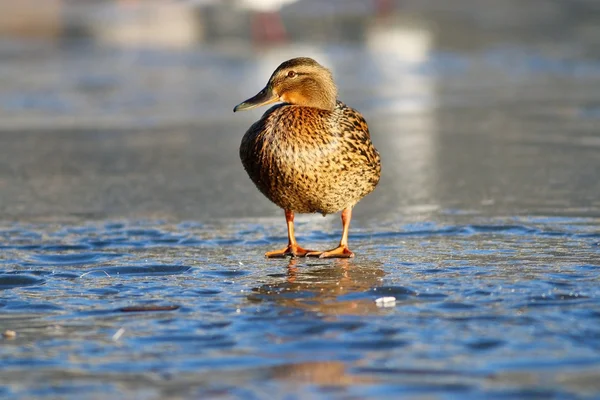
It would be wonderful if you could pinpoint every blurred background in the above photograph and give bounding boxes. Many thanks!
[0,0,599,222]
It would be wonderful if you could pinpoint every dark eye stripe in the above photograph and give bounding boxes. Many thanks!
[285,71,307,77]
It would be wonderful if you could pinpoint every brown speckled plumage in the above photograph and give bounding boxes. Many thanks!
[234,57,381,258]
[240,101,380,215]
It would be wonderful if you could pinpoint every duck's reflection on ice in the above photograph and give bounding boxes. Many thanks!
[249,259,386,316]
[267,360,376,385]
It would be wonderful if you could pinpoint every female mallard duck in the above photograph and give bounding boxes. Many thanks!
[234,57,381,258]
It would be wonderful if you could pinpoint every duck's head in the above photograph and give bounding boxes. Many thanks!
[234,57,338,113]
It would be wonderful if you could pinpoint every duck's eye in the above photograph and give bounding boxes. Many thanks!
[287,71,297,78]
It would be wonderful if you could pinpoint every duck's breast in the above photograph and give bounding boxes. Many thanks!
[240,103,380,214]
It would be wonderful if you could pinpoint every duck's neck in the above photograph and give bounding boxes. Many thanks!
[280,77,338,111]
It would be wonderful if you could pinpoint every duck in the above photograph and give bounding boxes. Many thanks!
[234,57,381,258]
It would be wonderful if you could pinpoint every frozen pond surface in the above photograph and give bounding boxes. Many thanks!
[1,1,600,398]
[1,216,599,398]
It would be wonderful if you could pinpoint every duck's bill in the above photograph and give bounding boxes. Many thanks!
[233,87,278,112]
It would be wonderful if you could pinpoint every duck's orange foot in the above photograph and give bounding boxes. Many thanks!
[265,244,316,258]
[306,246,355,259]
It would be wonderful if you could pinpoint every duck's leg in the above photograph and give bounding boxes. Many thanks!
[307,207,355,258]
[265,210,316,258]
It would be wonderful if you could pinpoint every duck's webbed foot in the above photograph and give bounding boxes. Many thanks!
[306,245,354,259]
[265,244,316,258]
